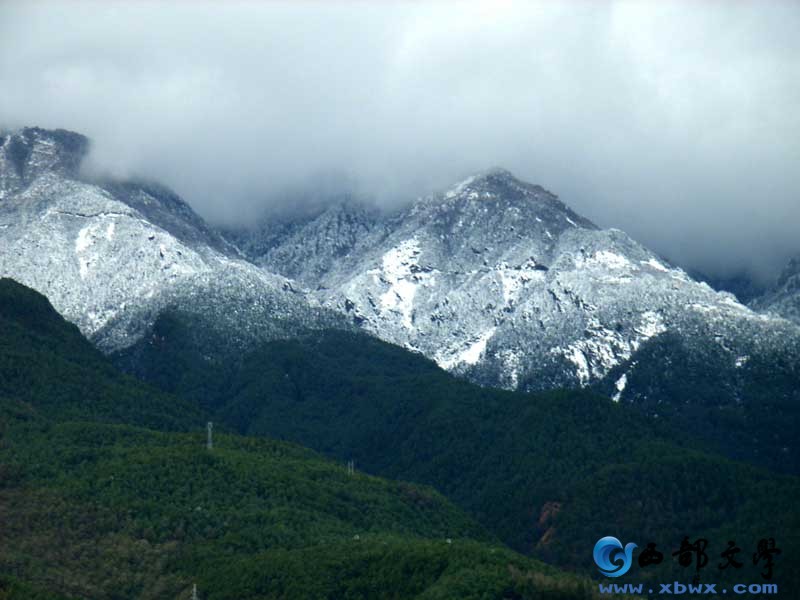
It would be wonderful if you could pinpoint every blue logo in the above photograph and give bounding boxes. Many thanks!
[594,536,638,577]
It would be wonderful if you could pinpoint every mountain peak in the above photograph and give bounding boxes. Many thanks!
[0,126,88,196]
[431,168,596,235]
[444,168,528,198]
[440,167,563,206]
[472,166,516,181]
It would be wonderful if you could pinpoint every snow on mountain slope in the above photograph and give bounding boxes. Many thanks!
[231,168,800,395]
[225,197,392,286]
[3,127,797,409]
[0,127,343,351]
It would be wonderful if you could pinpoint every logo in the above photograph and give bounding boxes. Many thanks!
[594,536,638,578]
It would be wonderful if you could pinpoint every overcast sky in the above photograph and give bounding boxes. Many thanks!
[1,1,798,281]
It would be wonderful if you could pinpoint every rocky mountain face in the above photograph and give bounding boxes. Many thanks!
[751,255,800,325]
[230,169,800,398]
[0,127,345,352]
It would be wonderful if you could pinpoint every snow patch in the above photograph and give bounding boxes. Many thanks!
[378,238,432,329]
[460,328,496,365]
[497,258,545,305]
[436,327,496,370]
[75,226,93,253]
[589,250,632,270]
[641,258,669,272]
[612,373,628,402]
[444,176,477,199]
[690,303,716,314]
[635,311,667,340]
[565,346,591,385]
[75,224,103,279]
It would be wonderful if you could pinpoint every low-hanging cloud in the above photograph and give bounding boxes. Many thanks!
[1,0,798,282]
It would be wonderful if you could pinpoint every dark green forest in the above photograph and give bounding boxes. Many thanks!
[115,307,800,589]
[595,330,800,474]
[2,277,798,597]
[0,278,602,598]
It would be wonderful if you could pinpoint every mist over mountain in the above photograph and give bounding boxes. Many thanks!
[0,127,347,353]
[752,254,800,325]
[2,1,799,282]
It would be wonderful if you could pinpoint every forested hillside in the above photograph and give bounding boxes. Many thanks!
[0,278,600,599]
[115,309,800,588]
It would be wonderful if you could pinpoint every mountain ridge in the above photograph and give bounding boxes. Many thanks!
[0,126,348,353]
[226,164,800,396]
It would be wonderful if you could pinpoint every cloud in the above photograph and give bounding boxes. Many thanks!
[1,0,798,281]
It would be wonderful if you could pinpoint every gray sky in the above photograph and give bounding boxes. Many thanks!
[1,1,798,282]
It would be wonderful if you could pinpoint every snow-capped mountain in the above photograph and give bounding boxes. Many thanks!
[0,127,344,352]
[751,255,800,325]
[2,127,798,405]
[230,168,800,397]
[3,127,797,469]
